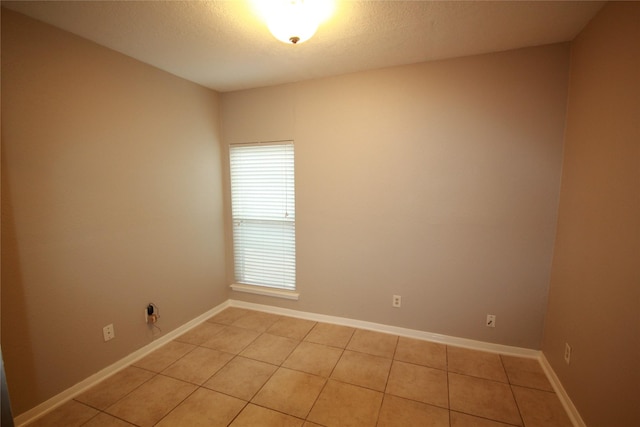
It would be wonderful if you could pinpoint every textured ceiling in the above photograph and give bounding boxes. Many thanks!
[2,1,605,92]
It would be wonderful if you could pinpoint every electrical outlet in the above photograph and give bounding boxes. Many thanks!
[103,324,115,342]
[145,304,158,324]
[564,343,571,364]
[392,295,401,308]
[486,314,496,328]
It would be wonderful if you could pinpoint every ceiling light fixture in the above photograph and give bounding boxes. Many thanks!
[268,0,317,44]
[254,0,335,45]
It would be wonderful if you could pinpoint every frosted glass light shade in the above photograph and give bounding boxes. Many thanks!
[266,0,320,44]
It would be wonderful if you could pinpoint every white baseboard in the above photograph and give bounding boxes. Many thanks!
[539,353,586,427]
[14,300,230,427]
[16,299,585,427]
[235,300,587,426]
[229,300,540,358]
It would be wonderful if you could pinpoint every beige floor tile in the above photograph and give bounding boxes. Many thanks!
[174,322,226,345]
[447,347,508,382]
[200,325,260,354]
[162,347,234,385]
[155,388,246,427]
[282,341,343,377]
[501,355,553,391]
[232,310,281,332]
[307,379,383,427]
[28,400,99,427]
[133,341,196,373]
[346,329,398,358]
[450,411,517,427]
[75,366,154,410]
[304,322,355,348]
[386,360,449,408]
[377,394,449,427]
[203,356,277,400]
[105,375,197,427]
[240,333,299,365]
[30,307,570,427]
[207,307,252,325]
[82,412,137,426]
[395,337,447,370]
[330,350,392,391]
[251,367,326,419]
[267,316,317,340]
[229,404,304,427]
[512,386,572,427]
[449,373,522,426]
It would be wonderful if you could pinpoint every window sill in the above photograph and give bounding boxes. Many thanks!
[230,283,299,301]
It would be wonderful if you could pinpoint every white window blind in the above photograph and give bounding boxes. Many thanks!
[229,141,296,291]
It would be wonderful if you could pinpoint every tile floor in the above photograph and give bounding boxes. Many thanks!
[27,308,573,427]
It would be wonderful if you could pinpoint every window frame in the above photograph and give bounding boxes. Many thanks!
[228,140,298,300]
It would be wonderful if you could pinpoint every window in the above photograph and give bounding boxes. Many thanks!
[229,141,296,294]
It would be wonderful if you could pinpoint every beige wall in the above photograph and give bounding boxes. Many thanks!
[1,9,227,415]
[11,4,634,421]
[542,3,640,426]
[222,44,570,349]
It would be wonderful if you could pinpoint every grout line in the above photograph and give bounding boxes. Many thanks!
[245,401,307,424]
[380,335,399,407]
[499,354,526,427]
[298,320,318,343]
[225,399,250,427]
[77,411,99,427]
[153,383,199,426]
[301,375,328,422]
[375,391,387,427]
[450,410,522,427]
[324,347,344,380]
[246,360,278,403]
[509,384,526,427]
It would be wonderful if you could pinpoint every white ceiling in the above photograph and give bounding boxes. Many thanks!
[2,1,605,92]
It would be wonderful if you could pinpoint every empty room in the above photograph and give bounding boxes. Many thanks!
[1,1,638,426]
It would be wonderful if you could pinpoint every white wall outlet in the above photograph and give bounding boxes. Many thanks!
[392,295,401,308]
[103,324,115,342]
[564,343,571,364]
[486,314,496,328]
